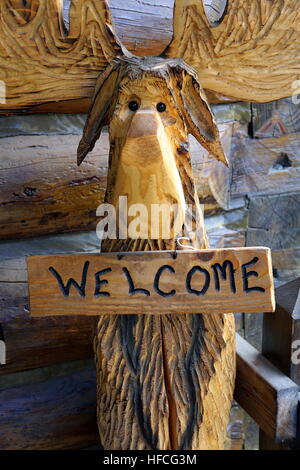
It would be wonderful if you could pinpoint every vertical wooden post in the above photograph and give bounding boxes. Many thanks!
[260,278,300,449]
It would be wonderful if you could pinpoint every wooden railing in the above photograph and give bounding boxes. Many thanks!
[235,278,300,450]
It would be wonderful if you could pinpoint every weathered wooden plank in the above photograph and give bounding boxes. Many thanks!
[231,133,300,199]
[235,334,299,442]
[0,133,108,239]
[0,364,98,450]
[0,234,98,375]
[0,315,95,376]
[0,231,100,324]
[0,124,233,239]
[27,248,275,316]
[272,248,300,283]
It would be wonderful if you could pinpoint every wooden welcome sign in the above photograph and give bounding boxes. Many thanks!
[27,247,275,316]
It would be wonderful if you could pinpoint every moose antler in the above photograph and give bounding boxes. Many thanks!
[165,0,300,102]
[0,0,121,112]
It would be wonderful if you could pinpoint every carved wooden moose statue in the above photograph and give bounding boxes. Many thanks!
[75,0,300,450]
[78,55,235,450]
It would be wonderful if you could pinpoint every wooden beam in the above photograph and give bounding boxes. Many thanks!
[235,334,299,443]
[0,255,95,375]
[260,278,300,449]
[27,248,274,316]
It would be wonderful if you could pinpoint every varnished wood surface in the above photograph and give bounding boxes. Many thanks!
[0,0,174,114]
[84,57,237,449]
[166,0,300,103]
[1,0,300,114]
[27,248,275,316]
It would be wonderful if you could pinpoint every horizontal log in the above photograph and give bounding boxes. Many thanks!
[0,363,98,450]
[0,233,99,375]
[110,0,174,55]
[0,133,108,239]
[0,315,95,376]
[27,248,275,316]
[0,124,233,240]
[235,334,299,442]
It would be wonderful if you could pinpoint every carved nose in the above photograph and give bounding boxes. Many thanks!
[127,109,159,139]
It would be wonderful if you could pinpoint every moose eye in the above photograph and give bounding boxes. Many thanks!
[156,102,166,113]
[128,101,139,111]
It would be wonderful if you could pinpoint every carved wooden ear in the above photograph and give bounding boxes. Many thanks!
[176,70,229,166]
[77,62,121,166]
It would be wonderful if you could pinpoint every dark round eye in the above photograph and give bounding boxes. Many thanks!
[156,102,166,113]
[128,101,139,112]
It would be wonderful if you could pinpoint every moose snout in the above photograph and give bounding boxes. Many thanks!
[110,108,186,238]
[127,109,160,139]
[120,109,175,167]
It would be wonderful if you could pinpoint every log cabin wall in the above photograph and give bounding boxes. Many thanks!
[0,0,299,450]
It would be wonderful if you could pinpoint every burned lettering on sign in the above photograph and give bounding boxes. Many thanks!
[27,248,274,316]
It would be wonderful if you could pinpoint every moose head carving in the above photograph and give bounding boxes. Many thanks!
[77,55,228,245]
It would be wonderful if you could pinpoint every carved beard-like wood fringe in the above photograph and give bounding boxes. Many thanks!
[96,163,235,449]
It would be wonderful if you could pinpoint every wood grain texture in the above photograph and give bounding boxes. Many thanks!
[166,0,300,103]
[27,248,275,316]
[0,232,101,375]
[272,248,300,284]
[0,123,232,240]
[260,278,300,449]
[0,364,98,450]
[0,257,95,375]
[1,0,300,114]
[247,193,300,250]
[0,0,122,114]
[0,133,108,239]
[231,133,300,199]
[263,278,300,387]
[0,315,95,376]
[95,258,236,449]
[235,334,299,442]
[84,60,236,450]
